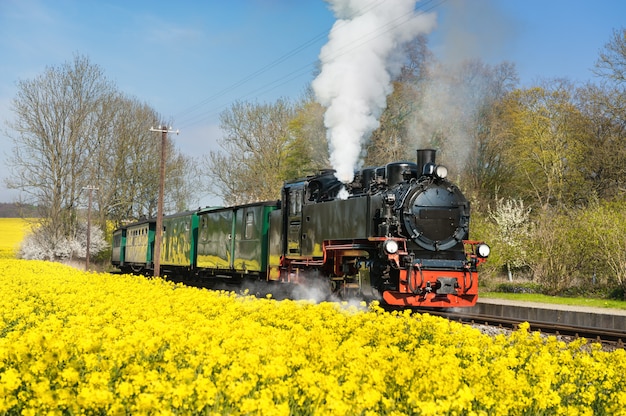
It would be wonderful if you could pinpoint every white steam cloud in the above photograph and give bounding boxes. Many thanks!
[313,0,436,183]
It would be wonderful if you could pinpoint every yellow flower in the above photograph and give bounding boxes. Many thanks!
[1,259,626,415]
[0,367,21,392]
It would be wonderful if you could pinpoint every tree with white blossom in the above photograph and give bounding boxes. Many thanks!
[489,197,532,281]
[19,221,108,263]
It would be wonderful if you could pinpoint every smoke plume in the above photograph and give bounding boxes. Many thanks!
[313,0,436,183]
[407,0,518,174]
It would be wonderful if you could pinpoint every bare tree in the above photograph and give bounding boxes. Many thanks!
[461,61,519,197]
[594,27,626,86]
[585,27,626,199]
[6,54,116,254]
[6,54,196,256]
[95,97,158,224]
[204,99,297,205]
[90,96,197,228]
[576,83,626,200]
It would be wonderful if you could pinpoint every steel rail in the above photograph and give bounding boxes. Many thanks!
[425,309,626,349]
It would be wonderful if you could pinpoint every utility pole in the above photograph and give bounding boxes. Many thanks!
[82,185,98,271]
[149,125,179,277]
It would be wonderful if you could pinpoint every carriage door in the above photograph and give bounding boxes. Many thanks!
[286,184,304,256]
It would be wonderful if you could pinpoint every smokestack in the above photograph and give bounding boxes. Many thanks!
[416,149,436,173]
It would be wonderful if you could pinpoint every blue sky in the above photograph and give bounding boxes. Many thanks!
[1,0,624,205]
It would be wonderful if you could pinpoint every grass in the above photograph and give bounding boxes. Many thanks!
[480,291,626,310]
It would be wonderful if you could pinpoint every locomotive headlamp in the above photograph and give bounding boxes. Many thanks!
[383,239,399,254]
[477,243,491,258]
[435,165,448,179]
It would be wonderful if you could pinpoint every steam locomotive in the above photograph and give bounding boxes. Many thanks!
[112,149,489,308]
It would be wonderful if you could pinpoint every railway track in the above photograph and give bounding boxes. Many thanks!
[427,309,626,349]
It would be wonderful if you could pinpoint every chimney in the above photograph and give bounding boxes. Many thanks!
[416,149,436,174]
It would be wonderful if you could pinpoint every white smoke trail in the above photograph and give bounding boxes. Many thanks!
[312,0,436,183]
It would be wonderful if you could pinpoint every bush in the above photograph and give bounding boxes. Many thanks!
[576,200,626,297]
[608,286,626,300]
[19,221,108,261]
[474,200,626,298]
[493,281,543,294]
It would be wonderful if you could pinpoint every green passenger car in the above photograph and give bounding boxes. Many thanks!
[196,201,278,277]
[111,227,126,268]
[160,211,199,271]
[123,219,156,273]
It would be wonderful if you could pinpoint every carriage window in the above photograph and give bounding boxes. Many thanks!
[290,189,303,215]
[200,217,208,242]
[245,211,254,239]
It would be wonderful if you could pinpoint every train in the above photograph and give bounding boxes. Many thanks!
[111,149,490,308]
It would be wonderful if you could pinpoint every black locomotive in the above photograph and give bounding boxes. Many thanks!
[112,149,489,308]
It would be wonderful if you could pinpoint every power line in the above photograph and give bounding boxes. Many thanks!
[174,0,388,126]
[175,0,448,130]
[174,33,328,123]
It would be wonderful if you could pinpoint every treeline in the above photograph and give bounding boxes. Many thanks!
[0,203,39,218]
[6,29,626,297]
[203,32,626,298]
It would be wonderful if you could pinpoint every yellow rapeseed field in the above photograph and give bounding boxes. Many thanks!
[1,259,625,415]
[0,218,31,259]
